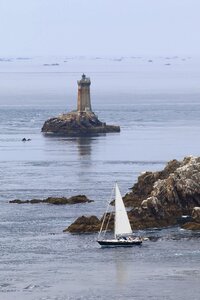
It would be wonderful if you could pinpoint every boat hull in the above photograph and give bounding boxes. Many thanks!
[97,239,142,247]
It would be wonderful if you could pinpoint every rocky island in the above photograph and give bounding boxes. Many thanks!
[65,156,200,233]
[42,74,120,135]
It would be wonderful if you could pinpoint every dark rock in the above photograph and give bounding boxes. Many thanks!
[9,199,28,204]
[9,195,93,205]
[44,195,93,205]
[64,215,101,233]
[42,111,120,136]
[181,207,200,230]
[182,222,200,230]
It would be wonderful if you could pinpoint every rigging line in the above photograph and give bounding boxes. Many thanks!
[97,184,115,240]
[103,209,113,238]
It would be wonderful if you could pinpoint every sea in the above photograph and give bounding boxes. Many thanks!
[0,56,199,299]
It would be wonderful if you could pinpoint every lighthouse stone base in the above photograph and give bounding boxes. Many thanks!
[41,111,120,136]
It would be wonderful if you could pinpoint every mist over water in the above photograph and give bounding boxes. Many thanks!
[0,56,200,299]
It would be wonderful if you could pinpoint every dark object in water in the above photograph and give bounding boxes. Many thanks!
[9,195,93,205]
[22,138,31,142]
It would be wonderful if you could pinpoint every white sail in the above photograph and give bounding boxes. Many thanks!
[114,183,132,237]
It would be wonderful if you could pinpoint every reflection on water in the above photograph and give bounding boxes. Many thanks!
[75,136,95,156]
[115,259,127,286]
[44,135,98,157]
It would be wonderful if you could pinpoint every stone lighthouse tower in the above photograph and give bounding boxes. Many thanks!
[41,74,120,135]
[77,74,92,112]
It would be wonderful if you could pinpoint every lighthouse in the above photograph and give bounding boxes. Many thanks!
[77,74,92,112]
[42,74,120,135]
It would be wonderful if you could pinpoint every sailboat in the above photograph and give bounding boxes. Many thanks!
[97,183,142,247]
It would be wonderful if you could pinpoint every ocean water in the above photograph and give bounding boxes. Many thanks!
[0,56,200,299]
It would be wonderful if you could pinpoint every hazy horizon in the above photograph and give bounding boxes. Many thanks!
[0,0,200,57]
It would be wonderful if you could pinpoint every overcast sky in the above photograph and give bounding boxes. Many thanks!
[0,0,199,56]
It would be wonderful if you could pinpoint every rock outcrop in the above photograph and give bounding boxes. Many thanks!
[9,195,93,205]
[125,156,200,229]
[66,156,200,233]
[42,111,120,136]
[64,215,101,233]
[123,159,181,207]
[181,207,200,230]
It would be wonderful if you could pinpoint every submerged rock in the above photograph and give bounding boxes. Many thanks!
[66,156,200,233]
[9,195,93,205]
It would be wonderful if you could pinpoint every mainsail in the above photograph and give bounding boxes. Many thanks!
[114,183,132,237]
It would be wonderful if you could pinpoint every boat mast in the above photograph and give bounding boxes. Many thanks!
[114,183,117,239]
[97,186,115,240]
